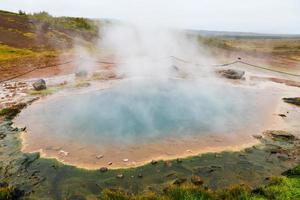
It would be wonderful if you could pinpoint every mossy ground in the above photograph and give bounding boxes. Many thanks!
[98,173,300,200]
[28,87,59,96]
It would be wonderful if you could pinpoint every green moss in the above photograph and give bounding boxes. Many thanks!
[28,87,58,96]
[0,103,26,119]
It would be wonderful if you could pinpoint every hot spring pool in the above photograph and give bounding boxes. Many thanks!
[15,79,278,168]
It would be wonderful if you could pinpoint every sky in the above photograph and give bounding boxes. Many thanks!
[0,0,299,34]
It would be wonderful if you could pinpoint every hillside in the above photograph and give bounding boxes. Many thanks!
[0,10,100,82]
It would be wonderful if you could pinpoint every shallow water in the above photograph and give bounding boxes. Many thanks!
[16,79,278,168]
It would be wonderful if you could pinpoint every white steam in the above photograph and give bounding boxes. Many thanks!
[99,23,216,78]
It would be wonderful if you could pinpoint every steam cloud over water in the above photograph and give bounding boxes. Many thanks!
[99,23,216,78]
[17,79,275,146]
[14,17,283,168]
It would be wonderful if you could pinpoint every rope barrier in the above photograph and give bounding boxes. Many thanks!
[0,60,74,83]
[1,56,300,83]
[237,60,300,77]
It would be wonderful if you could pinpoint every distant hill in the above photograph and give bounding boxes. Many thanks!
[187,29,300,39]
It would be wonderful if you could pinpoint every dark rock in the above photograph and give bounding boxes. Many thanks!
[173,177,187,185]
[282,97,300,106]
[252,134,263,140]
[194,165,223,174]
[151,160,158,165]
[32,79,46,91]
[99,167,108,173]
[176,158,182,163]
[0,133,6,140]
[278,114,287,118]
[191,175,204,185]
[137,173,143,178]
[218,69,245,79]
[19,126,26,131]
[263,130,296,141]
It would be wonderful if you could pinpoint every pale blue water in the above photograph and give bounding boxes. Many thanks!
[17,79,273,146]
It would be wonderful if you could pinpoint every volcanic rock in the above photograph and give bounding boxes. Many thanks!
[218,69,245,79]
[263,130,296,141]
[99,167,108,172]
[137,173,143,178]
[32,79,46,91]
[278,114,287,118]
[191,175,204,185]
[151,160,158,165]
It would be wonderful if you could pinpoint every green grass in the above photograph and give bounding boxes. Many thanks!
[98,165,300,200]
[30,11,98,34]
[0,44,60,62]
[0,44,33,61]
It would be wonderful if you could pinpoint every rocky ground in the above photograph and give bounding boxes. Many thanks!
[0,67,299,199]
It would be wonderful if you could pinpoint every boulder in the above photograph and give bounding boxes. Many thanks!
[32,79,46,91]
[218,69,245,79]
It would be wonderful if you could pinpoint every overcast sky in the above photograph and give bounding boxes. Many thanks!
[1,0,299,34]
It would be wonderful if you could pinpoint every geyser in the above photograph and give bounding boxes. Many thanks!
[16,78,277,168]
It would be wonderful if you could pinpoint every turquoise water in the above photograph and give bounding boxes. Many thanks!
[17,79,273,146]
